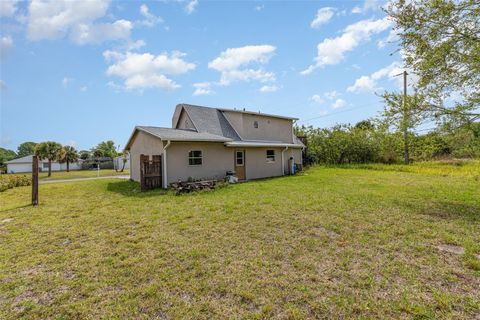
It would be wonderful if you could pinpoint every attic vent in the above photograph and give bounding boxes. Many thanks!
[254,121,258,128]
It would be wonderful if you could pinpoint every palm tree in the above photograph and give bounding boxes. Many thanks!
[34,141,62,177]
[116,152,129,172]
[59,146,79,172]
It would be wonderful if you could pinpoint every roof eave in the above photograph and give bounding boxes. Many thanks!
[217,108,299,121]
[224,142,304,148]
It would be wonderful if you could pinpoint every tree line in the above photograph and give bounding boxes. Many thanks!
[298,0,479,165]
[296,120,479,165]
[0,140,128,176]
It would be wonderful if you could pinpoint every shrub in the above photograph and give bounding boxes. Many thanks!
[0,175,31,192]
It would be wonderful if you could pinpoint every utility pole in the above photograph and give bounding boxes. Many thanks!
[403,70,409,164]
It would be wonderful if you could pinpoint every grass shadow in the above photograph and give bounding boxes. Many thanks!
[419,201,480,223]
[0,204,32,213]
[106,180,169,197]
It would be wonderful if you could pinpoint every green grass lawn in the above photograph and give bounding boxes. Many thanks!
[0,164,479,319]
[2,169,129,181]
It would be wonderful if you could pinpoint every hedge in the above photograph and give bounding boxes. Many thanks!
[0,175,31,192]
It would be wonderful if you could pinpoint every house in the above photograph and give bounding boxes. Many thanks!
[6,155,83,173]
[125,104,304,188]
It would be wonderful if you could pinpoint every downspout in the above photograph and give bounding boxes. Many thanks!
[162,140,171,188]
[281,146,289,176]
[291,119,297,143]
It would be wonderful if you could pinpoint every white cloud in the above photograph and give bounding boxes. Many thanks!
[377,29,400,48]
[105,50,196,91]
[259,85,278,93]
[255,5,264,11]
[80,86,87,92]
[351,0,381,14]
[0,35,13,60]
[0,0,18,17]
[311,90,341,104]
[106,81,122,92]
[138,4,162,27]
[208,45,276,85]
[302,17,392,75]
[351,6,362,14]
[324,90,340,100]
[62,77,74,88]
[347,76,376,93]
[310,7,335,29]
[193,82,213,96]
[125,39,146,51]
[70,20,132,45]
[347,61,404,93]
[331,98,346,109]
[310,94,324,104]
[26,0,132,44]
[185,0,198,14]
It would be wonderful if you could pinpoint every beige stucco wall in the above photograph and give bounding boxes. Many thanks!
[129,131,164,182]
[222,111,293,143]
[166,142,234,184]
[129,130,304,186]
[176,109,196,130]
[242,147,282,180]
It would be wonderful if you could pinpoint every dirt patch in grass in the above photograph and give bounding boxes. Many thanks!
[437,244,465,255]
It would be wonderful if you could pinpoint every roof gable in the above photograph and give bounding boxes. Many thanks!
[179,104,241,140]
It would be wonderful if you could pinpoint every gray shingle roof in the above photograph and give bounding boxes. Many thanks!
[6,155,34,164]
[179,104,241,141]
[137,126,232,142]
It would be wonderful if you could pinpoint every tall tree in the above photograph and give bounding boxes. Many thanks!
[385,0,480,122]
[380,91,428,163]
[58,146,79,172]
[91,140,118,158]
[34,141,63,177]
[17,142,37,158]
[79,150,91,160]
[0,148,16,168]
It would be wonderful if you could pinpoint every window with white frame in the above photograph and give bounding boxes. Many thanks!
[42,162,49,169]
[188,150,202,165]
[266,150,275,162]
[236,151,244,166]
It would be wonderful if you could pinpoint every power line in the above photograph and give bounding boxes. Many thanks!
[296,104,374,125]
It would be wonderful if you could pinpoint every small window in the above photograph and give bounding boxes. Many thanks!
[266,150,275,162]
[253,121,258,128]
[236,151,244,166]
[42,162,49,169]
[188,150,202,165]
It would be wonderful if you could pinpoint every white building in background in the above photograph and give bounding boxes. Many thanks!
[5,155,83,173]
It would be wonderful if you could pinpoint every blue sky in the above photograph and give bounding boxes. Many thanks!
[0,0,407,151]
